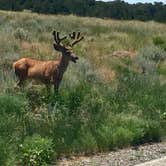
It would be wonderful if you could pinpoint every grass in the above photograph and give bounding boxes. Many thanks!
[0,10,166,165]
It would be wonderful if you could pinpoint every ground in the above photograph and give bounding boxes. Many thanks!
[57,143,166,166]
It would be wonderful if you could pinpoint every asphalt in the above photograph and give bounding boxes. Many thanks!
[136,157,166,166]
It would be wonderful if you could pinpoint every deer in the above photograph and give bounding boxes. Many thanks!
[13,31,84,92]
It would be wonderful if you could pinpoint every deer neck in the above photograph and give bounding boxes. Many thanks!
[58,55,70,75]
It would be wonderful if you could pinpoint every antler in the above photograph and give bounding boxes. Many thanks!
[52,31,67,46]
[69,32,84,47]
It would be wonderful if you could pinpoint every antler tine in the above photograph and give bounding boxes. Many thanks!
[56,31,60,44]
[53,31,58,43]
[69,32,76,39]
[53,31,67,45]
[76,32,81,39]
[69,32,84,47]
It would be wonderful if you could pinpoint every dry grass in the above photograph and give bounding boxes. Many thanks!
[0,10,166,71]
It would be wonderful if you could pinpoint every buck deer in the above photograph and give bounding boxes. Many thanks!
[13,31,84,92]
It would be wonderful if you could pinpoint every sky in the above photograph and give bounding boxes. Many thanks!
[100,0,166,4]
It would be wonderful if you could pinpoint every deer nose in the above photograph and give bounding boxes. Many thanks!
[71,54,79,63]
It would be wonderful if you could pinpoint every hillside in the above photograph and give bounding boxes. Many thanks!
[0,10,166,165]
[0,0,166,22]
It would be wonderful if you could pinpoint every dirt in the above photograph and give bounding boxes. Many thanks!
[56,142,166,166]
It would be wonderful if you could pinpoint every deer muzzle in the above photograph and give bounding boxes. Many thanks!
[71,54,79,63]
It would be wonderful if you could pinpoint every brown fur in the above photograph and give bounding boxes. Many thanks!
[13,58,58,84]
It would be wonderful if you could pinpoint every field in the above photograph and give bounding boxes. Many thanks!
[0,10,166,165]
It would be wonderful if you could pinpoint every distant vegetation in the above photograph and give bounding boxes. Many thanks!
[0,0,166,22]
[0,10,166,165]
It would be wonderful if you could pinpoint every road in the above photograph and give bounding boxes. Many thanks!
[136,156,166,166]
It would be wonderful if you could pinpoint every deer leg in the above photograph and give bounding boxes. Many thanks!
[14,78,24,90]
[54,83,59,93]
[15,75,26,88]
[53,75,62,93]
[45,84,51,93]
[54,79,62,93]
[14,68,27,87]
[17,79,24,87]
[42,78,51,93]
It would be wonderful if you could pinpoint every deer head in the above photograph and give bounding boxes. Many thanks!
[53,31,84,63]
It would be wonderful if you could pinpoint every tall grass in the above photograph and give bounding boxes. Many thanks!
[0,10,166,164]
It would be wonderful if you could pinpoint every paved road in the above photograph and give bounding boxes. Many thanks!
[136,157,166,166]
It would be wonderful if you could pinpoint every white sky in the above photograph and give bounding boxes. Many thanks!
[99,0,166,4]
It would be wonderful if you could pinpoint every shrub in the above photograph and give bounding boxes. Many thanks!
[77,87,110,128]
[138,46,166,63]
[0,94,27,116]
[0,137,10,165]
[133,55,156,74]
[0,68,17,93]
[117,115,161,144]
[0,138,14,165]
[19,135,54,166]
[62,58,101,89]
[158,61,166,75]
[95,123,113,151]
[142,120,161,142]
[72,129,98,154]
[24,19,42,32]
[118,70,165,118]
[61,81,90,111]
[133,46,166,74]
[112,127,134,148]
[153,36,166,51]
[14,28,29,41]
[153,36,165,46]
[0,94,28,164]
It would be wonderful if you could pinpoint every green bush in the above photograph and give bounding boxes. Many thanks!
[153,36,165,46]
[0,136,17,166]
[0,69,16,93]
[138,46,166,63]
[153,36,166,51]
[115,68,166,117]
[95,122,114,151]
[19,135,54,166]
[61,82,90,111]
[94,113,161,150]
[0,94,27,165]
[72,129,98,154]
[143,120,161,142]
[112,127,134,148]
[0,137,10,165]
[0,94,27,116]
[116,115,161,144]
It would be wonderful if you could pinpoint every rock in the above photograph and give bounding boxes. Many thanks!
[57,143,166,166]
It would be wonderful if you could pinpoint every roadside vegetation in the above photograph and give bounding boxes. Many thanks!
[0,10,166,165]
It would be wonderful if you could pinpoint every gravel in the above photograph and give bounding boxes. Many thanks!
[56,142,166,166]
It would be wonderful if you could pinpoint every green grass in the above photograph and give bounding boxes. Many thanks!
[0,10,166,165]
[19,135,54,166]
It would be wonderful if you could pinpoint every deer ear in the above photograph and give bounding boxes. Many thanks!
[53,44,62,52]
